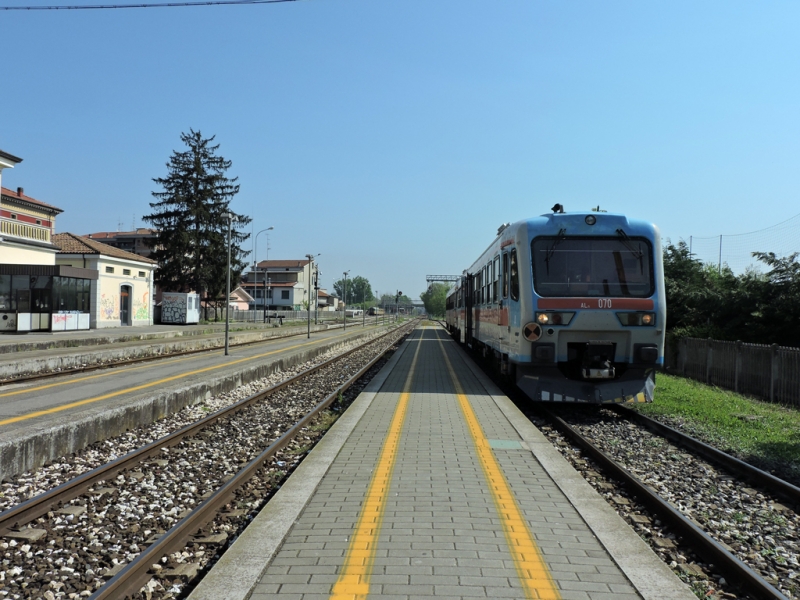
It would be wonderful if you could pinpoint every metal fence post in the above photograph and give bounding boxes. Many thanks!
[706,339,712,385]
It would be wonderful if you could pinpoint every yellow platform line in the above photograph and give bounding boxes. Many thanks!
[436,333,561,600]
[0,335,341,427]
[330,328,424,600]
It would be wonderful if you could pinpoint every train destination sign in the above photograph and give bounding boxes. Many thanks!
[537,298,655,310]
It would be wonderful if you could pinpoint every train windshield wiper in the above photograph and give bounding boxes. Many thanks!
[544,229,567,275]
[616,229,644,274]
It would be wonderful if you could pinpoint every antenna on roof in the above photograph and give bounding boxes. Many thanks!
[117,219,123,232]
[132,214,136,230]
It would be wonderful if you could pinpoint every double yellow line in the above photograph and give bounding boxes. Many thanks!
[436,335,560,600]
[330,328,424,599]
[330,327,559,599]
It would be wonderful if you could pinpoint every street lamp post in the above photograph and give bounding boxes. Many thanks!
[224,213,236,356]
[305,254,320,338]
[254,227,273,322]
[342,271,350,331]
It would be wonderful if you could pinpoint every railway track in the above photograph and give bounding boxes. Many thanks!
[532,403,799,600]
[0,320,416,599]
[0,318,377,386]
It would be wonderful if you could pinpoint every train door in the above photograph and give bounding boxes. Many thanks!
[465,273,474,348]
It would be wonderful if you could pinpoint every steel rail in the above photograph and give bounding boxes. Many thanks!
[0,320,380,386]
[91,321,416,599]
[0,322,412,535]
[540,406,789,600]
[612,404,800,505]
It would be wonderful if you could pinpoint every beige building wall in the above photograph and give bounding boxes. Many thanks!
[0,244,56,265]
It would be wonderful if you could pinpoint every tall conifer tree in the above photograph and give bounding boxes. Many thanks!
[145,130,251,301]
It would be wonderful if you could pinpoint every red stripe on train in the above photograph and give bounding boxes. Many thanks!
[537,298,654,310]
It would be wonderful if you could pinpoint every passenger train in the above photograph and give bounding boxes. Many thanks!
[445,206,666,403]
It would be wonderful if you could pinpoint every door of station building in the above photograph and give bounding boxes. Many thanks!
[120,285,132,326]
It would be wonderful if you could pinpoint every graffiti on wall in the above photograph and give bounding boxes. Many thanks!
[134,291,150,321]
[100,294,118,320]
[161,293,187,324]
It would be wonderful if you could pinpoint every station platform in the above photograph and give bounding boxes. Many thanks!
[190,325,694,600]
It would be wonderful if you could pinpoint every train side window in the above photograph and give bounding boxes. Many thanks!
[510,248,519,301]
[493,256,500,302]
[482,267,487,304]
[502,252,509,298]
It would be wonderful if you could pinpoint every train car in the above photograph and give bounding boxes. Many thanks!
[446,206,665,403]
[367,307,385,316]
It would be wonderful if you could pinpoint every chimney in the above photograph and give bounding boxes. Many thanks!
[17,187,23,197]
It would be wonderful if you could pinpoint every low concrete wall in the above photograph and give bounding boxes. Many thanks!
[0,329,379,480]
[0,323,338,380]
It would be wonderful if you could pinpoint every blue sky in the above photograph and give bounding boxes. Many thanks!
[3,0,799,298]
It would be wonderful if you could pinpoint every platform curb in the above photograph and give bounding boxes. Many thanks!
[187,331,414,600]
[449,337,697,600]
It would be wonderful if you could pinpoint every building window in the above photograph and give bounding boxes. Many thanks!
[123,269,131,276]
[105,266,114,274]
[138,271,146,278]
[281,290,290,300]
[36,219,42,225]
[10,214,17,220]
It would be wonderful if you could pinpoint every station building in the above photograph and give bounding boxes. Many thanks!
[0,148,157,332]
[54,233,157,329]
[0,153,98,332]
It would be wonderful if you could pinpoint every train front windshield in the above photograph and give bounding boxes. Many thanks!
[531,236,654,298]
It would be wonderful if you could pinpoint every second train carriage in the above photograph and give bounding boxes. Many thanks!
[445,206,666,403]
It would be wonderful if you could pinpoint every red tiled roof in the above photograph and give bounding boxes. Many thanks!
[1,186,63,214]
[256,259,310,269]
[53,233,158,265]
[85,229,158,239]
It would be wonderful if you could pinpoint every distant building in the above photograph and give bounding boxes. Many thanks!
[84,228,158,259]
[54,233,157,328]
[243,259,319,311]
[316,289,339,311]
[229,286,254,311]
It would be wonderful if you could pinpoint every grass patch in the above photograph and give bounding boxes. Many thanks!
[308,409,340,432]
[635,374,800,484]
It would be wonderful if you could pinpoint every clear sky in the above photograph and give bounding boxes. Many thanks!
[3,0,799,298]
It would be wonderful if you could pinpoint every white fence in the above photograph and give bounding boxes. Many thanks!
[666,338,800,406]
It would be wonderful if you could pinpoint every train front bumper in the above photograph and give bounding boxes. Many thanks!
[515,366,656,403]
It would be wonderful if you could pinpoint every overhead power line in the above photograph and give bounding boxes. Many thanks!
[1,0,297,10]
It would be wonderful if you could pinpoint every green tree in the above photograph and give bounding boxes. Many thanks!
[749,252,800,346]
[377,292,413,311]
[420,283,450,317]
[663,241,800,347]
[333,276,373,306]
[144,130,251,302]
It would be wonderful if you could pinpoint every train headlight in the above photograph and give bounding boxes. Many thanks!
[616,312,656,326]
[535,312,575,326]
[585,215,597,225]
